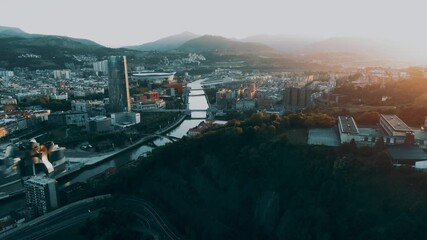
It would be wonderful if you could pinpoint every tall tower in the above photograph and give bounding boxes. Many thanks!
[108,56,131,113]
[24,176,58,216]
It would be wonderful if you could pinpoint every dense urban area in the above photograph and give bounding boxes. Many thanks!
[1,24,427,240]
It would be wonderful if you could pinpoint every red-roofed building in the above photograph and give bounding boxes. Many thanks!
[168,83,183,95]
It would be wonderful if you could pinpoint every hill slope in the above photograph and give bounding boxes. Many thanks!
[0,35,131,69]
[126,32,199,51]
[241,34,320,52]
[0,26,29,38]
[177,35,276,54]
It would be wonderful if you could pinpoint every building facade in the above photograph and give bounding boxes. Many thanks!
[283,87,313,109]
[86,116,112,134]
[93,60,109,75]
[111,112,140,127]
[108,56,131,113]
[24,176,58,216]
[53,70,71,80]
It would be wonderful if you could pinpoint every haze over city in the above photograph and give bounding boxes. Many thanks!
[2,0,427,52]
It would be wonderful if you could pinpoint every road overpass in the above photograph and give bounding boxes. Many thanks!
[140,134,180,142]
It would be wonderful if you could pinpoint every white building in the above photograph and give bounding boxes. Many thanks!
[338,116,360,144]
[15,91,41,102]
[24,176,58,216]
[53,70,71,80]
[93,60,109,75]
[111,112,141,128]
[50,93,68,101]
[0,97,17,105]
[131,100,166,111]
[0,71,14,77]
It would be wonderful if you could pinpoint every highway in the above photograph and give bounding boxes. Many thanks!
[1,195,182,240]
[0,195,111,240]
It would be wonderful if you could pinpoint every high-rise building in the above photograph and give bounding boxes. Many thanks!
[284,87,313,109]
[93,60,109,75]
[24,176,58,216]
[108,56,131,113]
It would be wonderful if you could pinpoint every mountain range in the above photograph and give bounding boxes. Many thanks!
[126,31,199,52]
[123,32,411,65]
[0,26,133,69]
[0,25,422,68]
[177,35,276,54]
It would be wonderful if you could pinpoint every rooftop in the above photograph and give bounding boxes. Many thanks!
[26,175,56,185]
[380,114,412,132]
[387,146,427,161]
[338,116,359,134]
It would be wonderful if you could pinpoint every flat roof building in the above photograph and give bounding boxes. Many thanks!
[380,114,413,137]
[338,116,359,144]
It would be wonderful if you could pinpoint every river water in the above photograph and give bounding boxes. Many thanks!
[60,79,208,187]
[0,80,209,216]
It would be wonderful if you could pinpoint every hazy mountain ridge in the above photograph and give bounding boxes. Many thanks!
[0,25,423,68]
[0,26,28,38]
[0,26,101,46]
[126,31,200,51]
[177,35,276,54]
[0,27,134,69]
[240,34,320,52]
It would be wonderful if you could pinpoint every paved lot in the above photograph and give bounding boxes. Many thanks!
[308,128,340,147]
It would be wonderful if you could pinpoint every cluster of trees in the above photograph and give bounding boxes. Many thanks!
[92,112,427,240]
[79,209,143,239]
[18,96,71,111]
[335,77,427,107]
[284,112,336,128]
[88,131,129,151]
[134,112,181,133]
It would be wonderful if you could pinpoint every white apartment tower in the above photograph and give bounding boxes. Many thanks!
[24,176,58,216]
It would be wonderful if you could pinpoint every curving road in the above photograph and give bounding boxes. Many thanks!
[116,196,182,240]
[0,195,111,240]
[0,194,182,240]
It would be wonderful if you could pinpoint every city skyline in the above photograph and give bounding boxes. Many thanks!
[1,0,426,52]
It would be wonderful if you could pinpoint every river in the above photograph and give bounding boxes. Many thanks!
[59,79,209,187]
[0,79,210,216]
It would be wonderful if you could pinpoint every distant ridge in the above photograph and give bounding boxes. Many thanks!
[126,32,199,51]
[0,26,28,38]
[0,25,102,47]
[177,35,276,54]
[241,34,320,52]
[0,26,135,69]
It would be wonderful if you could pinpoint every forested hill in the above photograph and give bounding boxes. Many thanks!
[0,35,134,69]
[99,113,427,240]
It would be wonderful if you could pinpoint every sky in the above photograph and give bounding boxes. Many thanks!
[1,0,427,50]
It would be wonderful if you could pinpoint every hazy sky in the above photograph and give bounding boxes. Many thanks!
[1,0,426,49]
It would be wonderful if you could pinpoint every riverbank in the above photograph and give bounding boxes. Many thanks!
[67,113,187,166]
